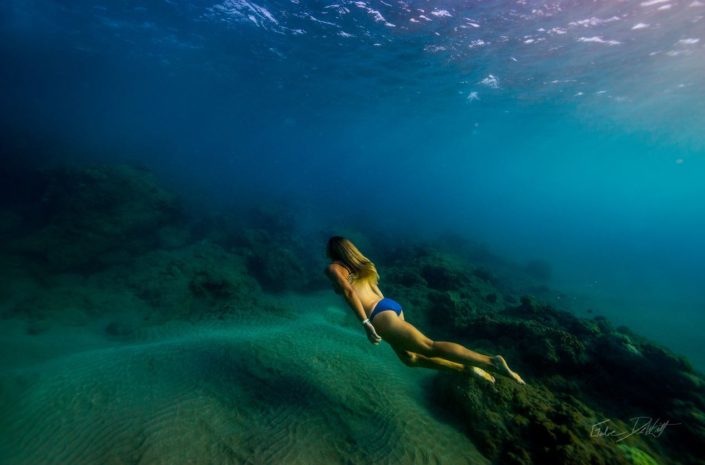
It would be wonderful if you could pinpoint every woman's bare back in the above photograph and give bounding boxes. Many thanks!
[330,261,383,316]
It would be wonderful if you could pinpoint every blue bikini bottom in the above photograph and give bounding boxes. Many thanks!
[369,298,403,322]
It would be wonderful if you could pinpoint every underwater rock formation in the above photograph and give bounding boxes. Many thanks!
[12,165,180,271]
[0,165,282,325]
[428,295,705,465]
[240,229,309,293]
[189,204,328,293]
[378,248,513,329]
[1,240,266,326]
[121,241,262,320]
[433,374,637,465]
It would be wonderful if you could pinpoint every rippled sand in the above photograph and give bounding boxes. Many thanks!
[0,293,487,465]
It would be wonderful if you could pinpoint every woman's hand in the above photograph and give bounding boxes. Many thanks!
[364,322,382,345]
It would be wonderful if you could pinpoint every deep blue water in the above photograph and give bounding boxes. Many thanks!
[2,0,704,367]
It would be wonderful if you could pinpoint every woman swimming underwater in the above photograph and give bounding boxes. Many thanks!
[325,236,526,385]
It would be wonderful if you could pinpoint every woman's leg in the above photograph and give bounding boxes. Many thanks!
[386,320,494,367]
[378,316,525,384]
[432,341,494,366]
[392,347,496,383]
[393,347,464,373]
[428,337,525,384]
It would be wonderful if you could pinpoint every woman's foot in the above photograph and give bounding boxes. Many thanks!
[464,365,496,384]
[491,355,526,385]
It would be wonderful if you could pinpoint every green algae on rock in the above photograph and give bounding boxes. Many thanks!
[618,445,660,465]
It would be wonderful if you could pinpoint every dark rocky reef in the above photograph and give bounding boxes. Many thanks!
[10,165,180,272]
[190,203,329,294]
[385,257,705,464]
[0,164,293,325]
[433,375,637,465]
[120,241,263,320]
[373,246,514,330]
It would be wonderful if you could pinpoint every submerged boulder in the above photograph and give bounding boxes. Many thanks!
[432,293,705,465]
[432,373,649,465]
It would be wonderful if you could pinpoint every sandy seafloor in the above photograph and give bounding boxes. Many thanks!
[0,291,488,465]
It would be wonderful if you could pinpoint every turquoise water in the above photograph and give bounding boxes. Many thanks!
[1,1,704,464]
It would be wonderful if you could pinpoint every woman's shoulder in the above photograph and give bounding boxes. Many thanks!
[328,261,349,272]
[326,261,350,276]
[331,261,358,283]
